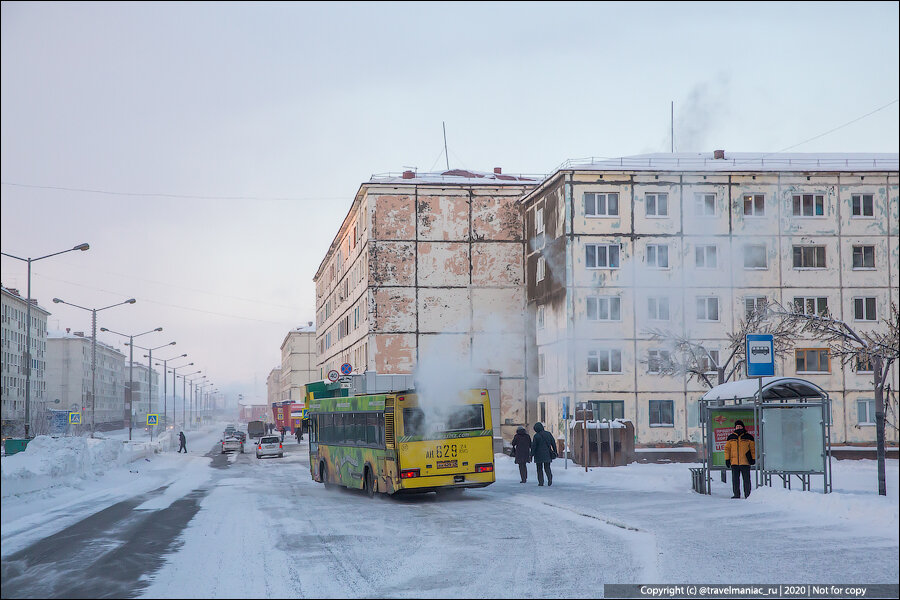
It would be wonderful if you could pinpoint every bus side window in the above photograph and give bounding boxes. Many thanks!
[378,413,385,447]
[366,413,377,446]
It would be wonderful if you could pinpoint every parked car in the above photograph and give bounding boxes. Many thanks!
[221,435,244,454]
[256,435,283,459]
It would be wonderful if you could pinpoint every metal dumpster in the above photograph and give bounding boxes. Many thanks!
[3,438,31,456]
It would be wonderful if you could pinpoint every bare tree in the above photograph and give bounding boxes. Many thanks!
[773,301,899,496]
[644,306,796,389]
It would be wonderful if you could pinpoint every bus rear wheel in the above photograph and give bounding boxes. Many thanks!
[364,467,375,498]
[321,462,333,489]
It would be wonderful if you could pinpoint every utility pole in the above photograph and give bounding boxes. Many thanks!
[443,121,449,170]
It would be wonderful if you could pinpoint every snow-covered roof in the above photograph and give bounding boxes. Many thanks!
[556,152,899,173]
[368,168,540,185]
[701,377,828,401]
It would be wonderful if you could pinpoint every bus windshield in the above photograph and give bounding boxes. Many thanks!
[403,405,484,437]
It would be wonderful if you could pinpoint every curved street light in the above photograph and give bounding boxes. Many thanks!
[1,243,89,437]
[100,326,161,439]
[150,352,186,429]
[123,339,175,441]
[178,370,202,430]
[53,296,135,437]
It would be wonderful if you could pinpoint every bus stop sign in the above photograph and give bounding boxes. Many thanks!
[746,334,775,377]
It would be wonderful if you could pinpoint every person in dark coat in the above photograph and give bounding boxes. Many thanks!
[178,431,187,453]
[511,426,532,483]
[530,422,557,486]
[280,426,286,443]
[724,420,756,498]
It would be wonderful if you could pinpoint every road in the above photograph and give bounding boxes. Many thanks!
[2,432,897,599]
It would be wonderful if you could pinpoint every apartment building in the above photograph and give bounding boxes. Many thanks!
[314,168,537,443]
[266,367,282,407]
[280,324,317,403]
[46,329,126,428]
[520,152,899,446]
[1,286,51,435]
[126,361,160,428]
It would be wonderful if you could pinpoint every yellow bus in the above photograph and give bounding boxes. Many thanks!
[308,388,495,496]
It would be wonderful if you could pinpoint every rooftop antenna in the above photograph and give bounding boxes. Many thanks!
[443,121,450,170]
[671,101,675,153]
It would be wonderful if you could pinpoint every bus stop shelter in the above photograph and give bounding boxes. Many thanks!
[696,376,833,495]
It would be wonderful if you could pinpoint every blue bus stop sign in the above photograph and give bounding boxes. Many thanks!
[746,334,775,377]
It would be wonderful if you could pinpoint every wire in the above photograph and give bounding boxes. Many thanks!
[771,98,899,154]
[0,181,346,202]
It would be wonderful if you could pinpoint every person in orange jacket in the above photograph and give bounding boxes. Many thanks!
[724,420,756,498]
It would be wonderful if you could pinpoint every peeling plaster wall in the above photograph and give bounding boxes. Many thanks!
[523,167,899,447]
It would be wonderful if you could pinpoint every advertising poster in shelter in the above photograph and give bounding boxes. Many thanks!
[709,409,756,467]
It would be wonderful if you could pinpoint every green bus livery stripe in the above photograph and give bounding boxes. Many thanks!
[397,430,491,442]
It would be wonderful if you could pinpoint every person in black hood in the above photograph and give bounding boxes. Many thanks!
[178,431,186,453]
[511,426,532,483]
[530,422,558,486]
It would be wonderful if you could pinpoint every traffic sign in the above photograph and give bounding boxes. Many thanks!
[277,410,284,419]
[69,412,82,425]
[147,414,158,426]
[340,363,352,375]
[327,369,340,382]
[301,409,309,419]
[746,334,775,377]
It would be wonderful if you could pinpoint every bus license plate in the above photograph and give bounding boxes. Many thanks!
[437,460,458,469]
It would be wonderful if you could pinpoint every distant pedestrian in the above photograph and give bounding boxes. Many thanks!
[511,426,532,483]
[178,431,187,453]
[280,426,286,443]
[297,421,304,441]
[725,420,756,498]
[530,422,557,486]
[295,427,301,443]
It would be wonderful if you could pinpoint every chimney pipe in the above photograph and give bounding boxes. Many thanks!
[401,170,415,179]
[494,167,502,174]
[714,149,725,160]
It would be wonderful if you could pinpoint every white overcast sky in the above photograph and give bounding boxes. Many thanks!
[2,1,898,405]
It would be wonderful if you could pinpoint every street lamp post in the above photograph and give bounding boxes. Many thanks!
[169,363,194,431]
[152,353,186,430]
[100,326,162,440]
[1,243,89,437]
[198,381,213,426]
[190,375,206,429]
[125,340,175,441]
[52,296,135,438]
[180,371,201,430]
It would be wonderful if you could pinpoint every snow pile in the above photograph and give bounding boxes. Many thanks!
[747,485,898,530]
[1,435,155,498]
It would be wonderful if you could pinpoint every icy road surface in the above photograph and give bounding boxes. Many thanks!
[2,431,897,598]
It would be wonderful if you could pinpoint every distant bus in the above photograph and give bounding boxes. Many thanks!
[308,389,495,496]
[247,420,266,440]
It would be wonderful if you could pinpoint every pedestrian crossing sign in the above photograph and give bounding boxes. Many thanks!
[69,412,82,425]
[147,414,158,425]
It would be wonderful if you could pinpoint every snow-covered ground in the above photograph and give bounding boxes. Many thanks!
[2,427,898,598]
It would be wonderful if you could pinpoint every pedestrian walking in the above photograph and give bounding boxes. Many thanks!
[295,427,302,443]
[530,422,557,486]
[511,426,532,483]
[724,420,756,499]
[178,431,187,453]
[280,426,286,443]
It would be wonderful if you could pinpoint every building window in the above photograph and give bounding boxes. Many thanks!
[743,244,767,269]
[853,297,877,321]
[792,245,826,269]
[540,401,546,423]
[646,244,669,269]
[856,354,874,373]
[537,305,545,329]
[647,349,671,373]
[586,244,620,269]
[535,206,544,235]
[857,399,875,425]
[696,297,719,322]
[649,399,674,427]
[852,245,875,269]
[538,353,545,377]
[646,193,668,217]
[744,296,768,318]
[699,349,720,374]
[586,400,625,421]
[536,256,546,282]
[851,194,874,217]
[794,296,828,316]
[792,193,825,217]
[694,193,716,216]
[585,192,619,217]
[796,348,829,373]
[743,194,765,217]
[695,245,717,269]
[588,349,622,374]
[587,296,621,321]
[647,296,670,321]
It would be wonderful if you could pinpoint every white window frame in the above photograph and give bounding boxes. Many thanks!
[587,349,623,374]
[585,192,620,217]
[647,296,670,321]
[647,349,672,374]
[587,296,622,322]
[696,296,719,322]
[537,305,545,329]
[857,398,875,425]
[743,193,765,217]
[700,349,720,375]
[852,245,875,270]
[851,194,874,218]
[535,206,544,235]
[695,244,718,269]
[645,192,669,217]
[585,243,621,269]
[536,256,545,282]
[694,192,717,217]
[853,297,877,322]
[793,296,829,316]
[646,244,670,269]
[744,296,768,319]
[742,244,767,269]
[792,193,826,218]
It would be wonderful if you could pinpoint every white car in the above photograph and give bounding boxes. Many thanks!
[256,436,283,459]
[221,435,244,454]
